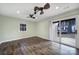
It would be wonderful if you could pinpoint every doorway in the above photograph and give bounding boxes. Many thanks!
[51,18,77,48]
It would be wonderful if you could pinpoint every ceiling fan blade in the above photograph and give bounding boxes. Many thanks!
[34,6,39,11]
[44,3,50,9]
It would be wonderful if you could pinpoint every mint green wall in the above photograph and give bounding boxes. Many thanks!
[36,20,50,39]
[0,16,36,43]
[0,16,3,40]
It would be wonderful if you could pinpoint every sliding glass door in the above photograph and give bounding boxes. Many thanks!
[51,18,77,54]
[60,18,76,47]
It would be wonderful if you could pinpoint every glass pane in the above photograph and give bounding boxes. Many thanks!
[60,18,76,54]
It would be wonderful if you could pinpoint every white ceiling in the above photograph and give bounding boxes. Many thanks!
[0,3,79,21]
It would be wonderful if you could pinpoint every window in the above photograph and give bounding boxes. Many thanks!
[60,18,76,34]
[20,24,26,31]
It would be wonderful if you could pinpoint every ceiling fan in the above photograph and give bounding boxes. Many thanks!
[27,3,50,19]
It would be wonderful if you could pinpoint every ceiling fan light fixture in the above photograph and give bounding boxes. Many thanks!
[40,11,44,15]
[34,11,37,14]
[27,3,50,19]
[32,17,35,19]
[34,6,39,11]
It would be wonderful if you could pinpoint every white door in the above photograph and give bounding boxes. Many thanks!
[49,21,61,54]
[51,21,61,43]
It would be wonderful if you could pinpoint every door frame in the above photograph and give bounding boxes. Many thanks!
[49,15,79,48]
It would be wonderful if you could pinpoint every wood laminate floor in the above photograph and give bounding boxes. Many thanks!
[0,36,79,55]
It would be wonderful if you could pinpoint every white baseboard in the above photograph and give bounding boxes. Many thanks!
[0,36,36,44]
